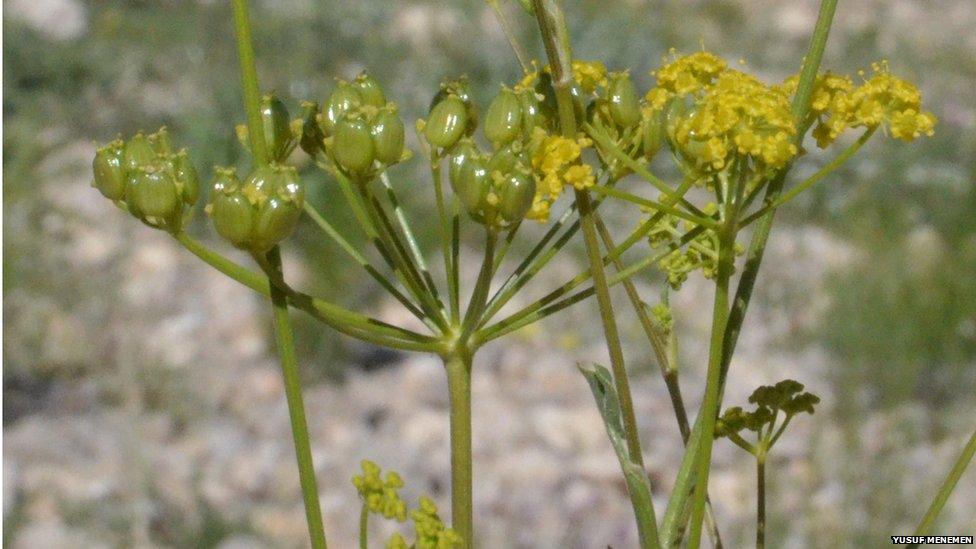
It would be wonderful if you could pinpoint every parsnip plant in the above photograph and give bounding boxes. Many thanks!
[90,0,975,547]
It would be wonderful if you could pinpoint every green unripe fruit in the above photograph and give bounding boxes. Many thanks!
[253,197,303,252]
[642,109,664,160]
[127,166,180,223]
[354,72,387,108]
[261,94,293,162]
[484,88,522,146]
[449,147,490,216]
[370,108,405,165]
[487,143,528,176]
[663,98,687,146]
[123,133,156,172]
[324,81,363,134]
[171,151,200,204]
[148,128,173,155]
[608,73,640,128]
[333,117,376,174]
[425,96,468,149]
[92,141,126,200]
[211,192,254,248]
[449,140,479,183]
[497,167,536,223]
[518,89,545,139]
[211,167,241,195]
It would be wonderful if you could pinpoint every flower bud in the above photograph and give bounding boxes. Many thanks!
[261,94,294,162]
[370,107,405,165]
[92,140,126,200]
[425,95,468,150]
[332,116,376,174]
[608,72,640,128]
[484,88,522,146]
[324,81,363,134]
[126,165,180,226]
[354,72,387,108]
[497,166,536,224]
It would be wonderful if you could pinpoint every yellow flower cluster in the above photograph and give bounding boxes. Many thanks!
[352,460,408,522]
[782,63,936,147]
[404,497,462,549]
[645,50,727,111]
[670,70,798,171]
[517,59,608,93]
[527,127,595,221]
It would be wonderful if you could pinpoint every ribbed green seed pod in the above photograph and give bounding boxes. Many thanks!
[642,108,665,160]
[92,141,126,200]
[449,147,490,217]
[449,139,479,184]
[354,72,387,108]
[497,167,536,223]
[149,128,173,155]
[211,167,241,195]
[333,116,376,174]
[608,73,640,128]
[663,98,687,146]
[127,166,180,223]
[171,151,200,204]
[324,81,363,134]
[253,197,303,252]
[483,88,522,146]
[425,96,468,149]
[370,107,405,165]
[211,192,254,248]
[261,94,293,162]
[123,133,156,172]
[518,89,545,139]
[487,143,527,176]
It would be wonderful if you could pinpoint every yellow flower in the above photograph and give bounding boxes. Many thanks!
[646,50,728,109]
[411,497,462,549]
[848,62,937,141]
[572,60,609,93]
[352,460,408,522]
[527,129,596,221]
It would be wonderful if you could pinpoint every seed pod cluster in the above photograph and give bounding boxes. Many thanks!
[300,72,406,179]
[207,164,305,253]
[92,128,200,232]
[448,138,536,229]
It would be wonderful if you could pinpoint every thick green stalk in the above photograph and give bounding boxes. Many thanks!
[444,351,474,547]
[231,4,325,546]
[912,427,976,538]
[231,0,268,167]
[267,250,328,549]
[757,451,767,549]
[359,505,369,549]
[685,223,735,549]
[532,0,659,544]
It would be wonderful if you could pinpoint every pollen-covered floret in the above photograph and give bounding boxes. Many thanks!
[671,70,798,171]
[849,62,937,141]
[645,50,728,110]
[526,128,596,221]
[352,460,408,522]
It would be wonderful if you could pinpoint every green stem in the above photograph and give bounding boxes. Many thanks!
[589,184,720,230]
[432,154,458,322]
[231,0,267,167]
[303,201,432,328]
[461,230,498,343]
[359,505,368,549]
[687,222,736,549]
[266,248,328,549]
[740,128,875,227]
[444,352,474,548]
[912,427,976,537]
[757,452,767,549]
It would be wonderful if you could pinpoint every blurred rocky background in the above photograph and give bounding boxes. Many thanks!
[3,0,975,547]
